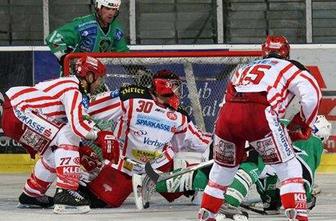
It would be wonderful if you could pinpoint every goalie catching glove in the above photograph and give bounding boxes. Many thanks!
[287,113,312,141]
[95,131,120,163]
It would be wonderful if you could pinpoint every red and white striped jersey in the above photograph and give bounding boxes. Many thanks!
[231,57,321,127]
[88,85,212,173]
[5,76,95,139]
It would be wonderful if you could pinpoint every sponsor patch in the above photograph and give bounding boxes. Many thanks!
[253,137,281,164]
[213,136,236,166]
[115,28,124,41]
[166,111,177,120]
[143,137,165,148]
[135,115,173,132]
[131,149,162,163]
[82,95,90,110]
[133,130,147,136]
[19,128,49,152]
[110,89,120,98]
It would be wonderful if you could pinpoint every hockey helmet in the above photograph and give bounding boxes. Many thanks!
[262,35,290,59]
[313,115,332,142]
[95,0,121,10]
[75,56,106,81]
[152,69,181,109]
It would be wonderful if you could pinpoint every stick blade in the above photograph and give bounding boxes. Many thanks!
[145,162,160,183]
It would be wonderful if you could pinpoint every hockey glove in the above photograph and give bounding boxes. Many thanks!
[95,131,120,163]
[287,113,312,141]
[79,145,102,172]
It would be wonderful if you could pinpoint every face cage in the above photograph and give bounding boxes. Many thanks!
[167,79,181,94]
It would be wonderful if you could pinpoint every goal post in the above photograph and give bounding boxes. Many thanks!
[63,50,262,132]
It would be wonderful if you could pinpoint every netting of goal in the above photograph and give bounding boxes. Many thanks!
[64,50,262,132]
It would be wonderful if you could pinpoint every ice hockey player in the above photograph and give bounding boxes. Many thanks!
[224,115,332,216]
[153,115,331,221]
[76,69,212,208]
[197,35,321,221]
[1,56,116,214]
[46,0,129,67]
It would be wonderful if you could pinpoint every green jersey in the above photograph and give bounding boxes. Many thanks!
[46,14,129,60]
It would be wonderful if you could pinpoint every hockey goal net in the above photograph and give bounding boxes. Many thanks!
[64,50,262,133]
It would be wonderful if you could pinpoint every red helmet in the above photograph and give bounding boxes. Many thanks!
[152,69,181,109]
[262,35,290,59]
[75,56,106,80]
[152,69,181,96]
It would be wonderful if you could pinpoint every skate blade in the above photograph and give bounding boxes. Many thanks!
[53,204,90,214]
[17,203,53,209]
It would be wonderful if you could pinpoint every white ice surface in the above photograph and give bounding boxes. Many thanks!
[0,174,335,221]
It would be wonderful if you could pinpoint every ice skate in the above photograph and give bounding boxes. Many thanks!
[53,188,90,214]
[17,192,54,208]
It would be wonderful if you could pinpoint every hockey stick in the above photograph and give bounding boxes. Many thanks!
[145,159,214,184]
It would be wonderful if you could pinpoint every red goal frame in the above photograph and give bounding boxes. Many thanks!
[63,50,262,75]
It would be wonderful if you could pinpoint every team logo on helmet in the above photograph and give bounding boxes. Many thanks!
[262,35,290,59]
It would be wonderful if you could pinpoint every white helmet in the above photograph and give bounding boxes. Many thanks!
[95,0,121,10]
[313,115,332,142]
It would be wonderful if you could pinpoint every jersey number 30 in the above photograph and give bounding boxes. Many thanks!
[136,100,154,113]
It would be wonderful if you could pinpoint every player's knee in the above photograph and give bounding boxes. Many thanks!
[272,157,302,181]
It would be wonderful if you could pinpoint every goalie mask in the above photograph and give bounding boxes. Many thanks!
[313,115,332,142]
[152,69,181,110]
[262,35,290,59]
[95,0,121,10]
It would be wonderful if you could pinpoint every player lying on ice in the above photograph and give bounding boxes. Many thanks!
[196,35,321,221]
[0,56,119,214]
[141,115,331,221]
[75,69,212,208]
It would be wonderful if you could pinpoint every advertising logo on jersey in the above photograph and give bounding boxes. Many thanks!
[166,111,177,121]
[81,95,90,110]
[135,114,174,132]
[15,109,46,134]
[155,108,165,113]
[143,137,165,148]
[78,24,97,52]
[131,149,162,162]
[115,28,124,41]
[133,130,147,137]
[110,89,120,98]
